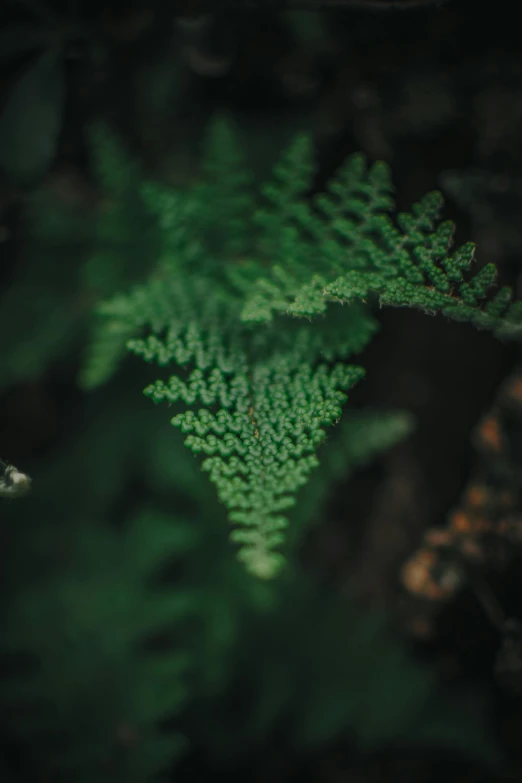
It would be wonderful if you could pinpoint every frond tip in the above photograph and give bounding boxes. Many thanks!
[141,328,365,579]
[240,157,522,337]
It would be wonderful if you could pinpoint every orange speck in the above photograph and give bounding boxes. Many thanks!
[477,415,503,452]
[401,549,447,600]
[450,510,472,533]
[464,483,489,509]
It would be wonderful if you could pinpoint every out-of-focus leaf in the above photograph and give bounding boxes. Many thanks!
[0,48,64,183]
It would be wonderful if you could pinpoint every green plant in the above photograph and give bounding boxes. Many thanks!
[78,115,522,580]
[4,106,518,773]
[0,497,500,782]
[0,385,502,781]
[0,510,197,783]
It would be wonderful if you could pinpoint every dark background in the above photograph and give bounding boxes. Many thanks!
[1,0,522,781]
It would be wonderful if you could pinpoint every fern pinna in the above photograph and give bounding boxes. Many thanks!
[83,116,522,580]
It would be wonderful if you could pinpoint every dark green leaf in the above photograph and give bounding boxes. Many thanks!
[0,48,64,183]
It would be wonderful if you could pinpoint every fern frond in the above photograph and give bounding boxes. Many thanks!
[240,156,522,337]
[88,123,142,199]
[0,125,165,393]
[132,323,364,579]
[255,132,315,250]
[79,269,233,389]
[83,127,161,295]
[0,511,197,783]
[195,115,256,258]
[79,119,522,578]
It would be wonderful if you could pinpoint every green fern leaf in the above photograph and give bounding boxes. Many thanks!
[79,118,522,578]
[240,156,522,337]
[132,323,364,579]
